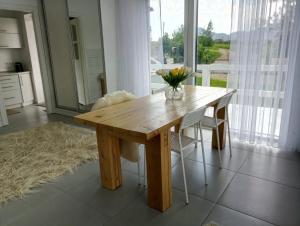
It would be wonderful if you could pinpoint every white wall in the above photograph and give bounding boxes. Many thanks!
[99,0,118,93]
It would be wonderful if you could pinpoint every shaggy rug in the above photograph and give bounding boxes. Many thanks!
[0,122,98,203]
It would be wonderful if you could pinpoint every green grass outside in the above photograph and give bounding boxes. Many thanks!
[213,43,230,49]
[195,77,227,88]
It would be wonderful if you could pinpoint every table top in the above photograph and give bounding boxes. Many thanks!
[75,85,235,142]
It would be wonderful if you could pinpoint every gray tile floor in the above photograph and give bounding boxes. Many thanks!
[1,106,300,226]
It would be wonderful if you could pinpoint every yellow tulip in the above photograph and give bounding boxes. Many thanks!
[179,67,184,75]
[171,68,178,76]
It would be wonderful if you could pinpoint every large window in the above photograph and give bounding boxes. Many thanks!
[149,0,185,92]
[195,0,232,87]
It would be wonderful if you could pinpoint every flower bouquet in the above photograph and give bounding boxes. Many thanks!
[156,67,192,100]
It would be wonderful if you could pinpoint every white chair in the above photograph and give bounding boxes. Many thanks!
[201,93,234,168]
[170,106,208,204]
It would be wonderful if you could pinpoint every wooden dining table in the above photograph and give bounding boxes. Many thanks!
[75,85,235,212]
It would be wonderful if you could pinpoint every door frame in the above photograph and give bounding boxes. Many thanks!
[0,1,55,114]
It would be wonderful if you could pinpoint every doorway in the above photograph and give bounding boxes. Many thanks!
[0,9,48,130]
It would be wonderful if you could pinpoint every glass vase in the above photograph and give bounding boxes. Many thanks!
[165,84,183,100]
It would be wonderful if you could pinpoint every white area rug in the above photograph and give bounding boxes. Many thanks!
[0,122,98,203]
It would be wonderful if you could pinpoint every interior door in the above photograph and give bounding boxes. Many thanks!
[42,0,78,111]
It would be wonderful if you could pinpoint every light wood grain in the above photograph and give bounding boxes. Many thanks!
[75,85,235,212]
[96,125,122,190]
[75,86,234,141]
[145,129,172,211]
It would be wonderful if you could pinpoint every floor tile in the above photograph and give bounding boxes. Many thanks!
[51,161,98,192]
[204,205,275,226]
[104,189,214,226]
[6,192,108,226]
[231,141,300,162]
[186,141,249,171]
[218,174,300,226]
[172,159,235,202]
[239,153,300,188]
[67,172,145,217]
[0,183,62,226]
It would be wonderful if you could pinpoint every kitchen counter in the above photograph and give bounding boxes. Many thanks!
[0,71,30,77]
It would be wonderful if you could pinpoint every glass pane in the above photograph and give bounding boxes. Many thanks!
[196,0,231,87]
[149,0,185,93]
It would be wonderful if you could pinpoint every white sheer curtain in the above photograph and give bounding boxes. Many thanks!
[279,0,300,151]
[116,0,151,97]
[228,0,297,147]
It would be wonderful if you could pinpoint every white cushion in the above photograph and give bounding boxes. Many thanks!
[91,90,136,111]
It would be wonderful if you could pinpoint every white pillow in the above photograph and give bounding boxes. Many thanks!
[91,90,136,111]
[91,97,108,111]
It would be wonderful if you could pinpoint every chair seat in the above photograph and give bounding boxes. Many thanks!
[170,132,196,153]
[201,116,224,128]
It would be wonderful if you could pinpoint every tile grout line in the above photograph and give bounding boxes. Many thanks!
[102,189,147,226]
[235,171,300,191]
[203,150,288,226]
[216,202,281,226]
[200,150,251,225]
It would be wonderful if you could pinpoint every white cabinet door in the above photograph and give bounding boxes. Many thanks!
[0,87,8,127]
[0,17,20,34]
[0,33,22,48]
[19,72,34,106]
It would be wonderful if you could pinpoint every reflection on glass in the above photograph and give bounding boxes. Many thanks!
[67,0,104,111]
[149,0,185,93]
[196,0,231,88]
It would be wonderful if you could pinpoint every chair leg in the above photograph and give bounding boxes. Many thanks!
[137,146,141,185]
[180,150,189,204]
[137,158,141,185]
[199,125,207,186]
[215,122,223,168]
[194,125,198,148]
[226,110,232,157]
[144,150,147,187]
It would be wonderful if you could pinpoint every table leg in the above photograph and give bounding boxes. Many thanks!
[145,129,172,212]
[96,126,122,190]
[212,106,226,150]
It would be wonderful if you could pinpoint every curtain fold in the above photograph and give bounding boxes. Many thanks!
[116,0,151,97]
[279,0,300,151]
[228,0,297,147]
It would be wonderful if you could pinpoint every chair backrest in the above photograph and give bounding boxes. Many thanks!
[216,92,234,111]
[180,106,207,130]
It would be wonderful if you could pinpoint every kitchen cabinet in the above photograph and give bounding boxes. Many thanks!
[0,33,22,48]
[0,74,22,109]
[0,17,22,48]
[0,17,20,33]
[19,72,34,106]
[0,90,8,127]
[0,72,34,109]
